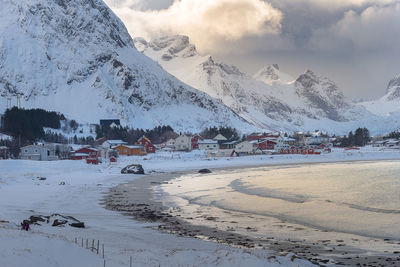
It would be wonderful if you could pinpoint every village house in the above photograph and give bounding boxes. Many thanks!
[136,136,156,153]
[113,145,146,156]
[174,134,192,151]
[234,140,254,155]
[100,139,127,158]
[198,139,219,151]
[384,139,400,147]
[246,133,280,141]
[20,144,58,161]
[213,134,228,141]
[70,147,101,160]
[99,119,121,128]
[191,134,202,150]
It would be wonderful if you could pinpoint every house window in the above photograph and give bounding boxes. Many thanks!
[47,150,50,156]
[35,149,38,153]
[25,149,28,153]
[124,149,127,153]
[207,145,209,148]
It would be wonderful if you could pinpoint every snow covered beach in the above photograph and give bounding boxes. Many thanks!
[1,147,400,266]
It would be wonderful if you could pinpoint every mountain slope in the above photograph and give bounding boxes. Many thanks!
[0,0,255,133]
[253,64,294,85]
[135,35,394,134]
[361,74,400,130]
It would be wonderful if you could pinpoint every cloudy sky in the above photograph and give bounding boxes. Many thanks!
[104,0,400,100]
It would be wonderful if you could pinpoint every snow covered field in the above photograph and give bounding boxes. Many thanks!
[1,147,400,266]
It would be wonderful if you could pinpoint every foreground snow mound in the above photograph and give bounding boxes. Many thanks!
[0,226,102,267]
[0,0,254,132]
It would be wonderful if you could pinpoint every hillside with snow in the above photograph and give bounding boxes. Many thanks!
[0,0,256,133]
[361,75,400,131]
[134,35,396,135]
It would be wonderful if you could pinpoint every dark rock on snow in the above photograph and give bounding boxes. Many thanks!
[121,164,145,174]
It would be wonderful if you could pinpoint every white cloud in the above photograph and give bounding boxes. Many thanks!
[105,0,283,52]
[312,3,400,51]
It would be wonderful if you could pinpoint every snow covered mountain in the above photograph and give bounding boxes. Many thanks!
[253,64,294,85]
[135,35,396,134]
[361,74,400,130]
[0,0,255,133]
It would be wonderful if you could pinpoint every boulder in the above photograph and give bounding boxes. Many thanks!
[121,164,145,174]
[52,219,68,227]
[70,222,85,228]
[198,169,212,174]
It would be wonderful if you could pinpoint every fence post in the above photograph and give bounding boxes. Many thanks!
[86,239,88,249]
[102,244,105,259]
[81,238,83,247]
[97,240,100,254]
[91,239,94,252]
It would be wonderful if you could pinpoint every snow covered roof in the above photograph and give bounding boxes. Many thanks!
[198,139,218,144]
[106,140,127,145]
[125,145,144,149]
[281,137,296,141]
[0,133,12,140]
[71,153,89,157]
[213,134,227,141]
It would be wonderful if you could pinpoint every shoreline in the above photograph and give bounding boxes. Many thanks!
[104,159,400,266]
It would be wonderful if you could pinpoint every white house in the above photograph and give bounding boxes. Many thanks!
[213,134,227,141]
[174,134,192,151]
[20,144,58,161]
[198,139,219,151]
[100,140,127,158]
[235,141,254,155]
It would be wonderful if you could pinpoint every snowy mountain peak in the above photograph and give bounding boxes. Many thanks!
[253,64,293,85]
[295,70,320,89]
[0,0,255,132]
[295,70,352,121]
[134,35,198,61]
[385,74,400,101]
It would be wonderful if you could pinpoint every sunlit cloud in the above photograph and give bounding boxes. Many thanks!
[105,0,283,52]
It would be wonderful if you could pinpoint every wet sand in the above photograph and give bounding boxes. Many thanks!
[104,169,400,266]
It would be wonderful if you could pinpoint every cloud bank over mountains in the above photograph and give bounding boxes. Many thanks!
[105,0,400,99]
[106,0,283,49]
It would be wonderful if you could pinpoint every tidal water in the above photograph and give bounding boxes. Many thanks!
[160,161,400,240]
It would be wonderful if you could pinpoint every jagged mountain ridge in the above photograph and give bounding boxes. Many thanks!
[0,0,256,132]
[361,74,400,129]
[135,35,394,134]
[253,64,294,85]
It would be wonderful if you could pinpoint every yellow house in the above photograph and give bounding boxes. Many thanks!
[113,145,146,156]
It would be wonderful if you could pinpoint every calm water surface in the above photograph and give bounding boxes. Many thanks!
[160,161,400,239]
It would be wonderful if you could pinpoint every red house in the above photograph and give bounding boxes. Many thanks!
[246,134,279,142]
[191,135,202,150]
[257,139,277,150]
[71,147,101,160]
[136,136,156,153]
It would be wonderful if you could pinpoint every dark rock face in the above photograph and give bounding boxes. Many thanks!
[386,76,400,101]
[295,70,351,122]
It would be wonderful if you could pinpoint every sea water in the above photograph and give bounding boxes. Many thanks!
[160,161,400,240]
